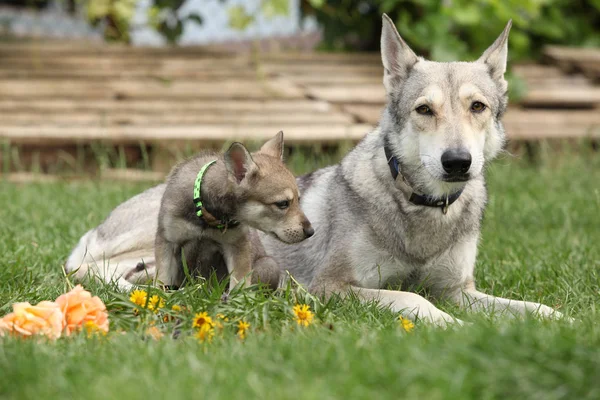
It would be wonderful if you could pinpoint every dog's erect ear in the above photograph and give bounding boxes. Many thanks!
[224,142,257,183]
[478,20,512,82]
[381,14,419,89]
[259,131,284,160]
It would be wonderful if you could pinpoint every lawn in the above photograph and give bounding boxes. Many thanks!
[0,145,599,400]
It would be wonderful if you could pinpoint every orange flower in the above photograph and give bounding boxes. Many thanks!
[145,326,164,340]
[55,285,109,335]
[0,301,63,339]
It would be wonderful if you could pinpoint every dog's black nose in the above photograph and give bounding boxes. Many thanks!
[441,149,472,175]
[304,226,315,238]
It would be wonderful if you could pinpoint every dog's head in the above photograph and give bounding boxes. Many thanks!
[223,132,313,243]
[380,14,510,195]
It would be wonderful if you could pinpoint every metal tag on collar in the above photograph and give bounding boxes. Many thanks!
[442,196,449,215]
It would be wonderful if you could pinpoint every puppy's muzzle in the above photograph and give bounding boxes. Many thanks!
[302,220,314,239]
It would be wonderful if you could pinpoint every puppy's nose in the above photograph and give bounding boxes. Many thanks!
[303,226,315,238]
[441,149,472,175]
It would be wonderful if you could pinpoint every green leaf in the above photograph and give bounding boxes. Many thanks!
[228,5,254,31]
[261,0,289,19]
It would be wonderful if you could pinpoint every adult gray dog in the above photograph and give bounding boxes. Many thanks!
[260,15,563,326]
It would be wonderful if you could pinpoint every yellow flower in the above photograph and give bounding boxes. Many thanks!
[193,312,214,329]
[172,305,182,312]
[399,316,415,333]
[293,304,314,327]
[216,313,229,321]
[195,324,214,343]
[83,321,107,338]
[237,320,250,339]
[129,290,148,307]
[147,295,165,312]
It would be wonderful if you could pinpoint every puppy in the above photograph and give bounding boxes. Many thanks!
[155,131,314,289]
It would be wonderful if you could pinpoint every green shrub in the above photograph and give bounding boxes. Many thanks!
[304,0,600,61]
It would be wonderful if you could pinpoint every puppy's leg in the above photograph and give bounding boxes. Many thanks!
[251,256,280,290]
[311,280,462,328]
[155,233,182,287]
[223,238,252,290]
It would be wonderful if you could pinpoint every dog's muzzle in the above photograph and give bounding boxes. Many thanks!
[441,149,471,181]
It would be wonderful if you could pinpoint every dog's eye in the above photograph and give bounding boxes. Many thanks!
[416,105,433,115]
[274,200,289,210]
[470,102,486,113]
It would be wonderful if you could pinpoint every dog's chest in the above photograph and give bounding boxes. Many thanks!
[350,203,480,289]
[349,238,416,289]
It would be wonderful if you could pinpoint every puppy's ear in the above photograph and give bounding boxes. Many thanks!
[381,14,419,91]
[224,143,257,183]
[478,20,512,83]
[259,131,284,160]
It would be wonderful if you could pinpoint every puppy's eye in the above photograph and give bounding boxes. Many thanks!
[470,101,486,113]
[416,105,433,115]
[274,200,289,209]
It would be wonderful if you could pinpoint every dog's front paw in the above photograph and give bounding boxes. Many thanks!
[534,305,572,322]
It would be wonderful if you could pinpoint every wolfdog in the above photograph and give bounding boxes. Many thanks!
[65,132,313,290]
[260,15,564,326]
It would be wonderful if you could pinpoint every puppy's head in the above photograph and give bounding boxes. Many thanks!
[223,131,313,244]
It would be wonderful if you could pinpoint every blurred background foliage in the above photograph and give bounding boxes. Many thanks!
[302,0,600,61]
[83,0,290,43]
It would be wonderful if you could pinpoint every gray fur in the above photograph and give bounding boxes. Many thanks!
[259,15,565,326]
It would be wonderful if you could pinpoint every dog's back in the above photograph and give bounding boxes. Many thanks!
[65,184,165,289]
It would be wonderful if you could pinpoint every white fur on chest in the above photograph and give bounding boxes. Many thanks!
[348,235,415,289]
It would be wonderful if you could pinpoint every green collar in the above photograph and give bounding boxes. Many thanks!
[193,160,240,231]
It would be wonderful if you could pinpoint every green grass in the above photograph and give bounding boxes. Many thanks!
[0,146,599,400]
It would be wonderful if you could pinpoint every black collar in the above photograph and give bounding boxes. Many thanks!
[384,145,463,214]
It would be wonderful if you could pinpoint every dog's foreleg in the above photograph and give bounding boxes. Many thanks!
[223,238,252,290]
[311,279,462,327]
[455,285,564,319]
[350,286,463,327]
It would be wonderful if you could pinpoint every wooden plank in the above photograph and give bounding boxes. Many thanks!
[280,73,381,86]
[522,87,600,108]
[0,41,235,58]
[0,111,353,125]
[0,99,334,113]
[306,84,386,104]
[0,124,373,145]
[0,68,261,80]
[544,46,600,64]
[264,63,383,76]
[342,104,383,124]
[512,64,564,79]
[504,109,600,140]
[0,79,304,100]
[0,57,250,71]
[2,172,60,184]
[100,169,164,182]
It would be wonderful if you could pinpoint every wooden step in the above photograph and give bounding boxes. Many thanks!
[0,78,304,100]
[0,110,353,125]
[0,124,373,146]
[0,99,333,113]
